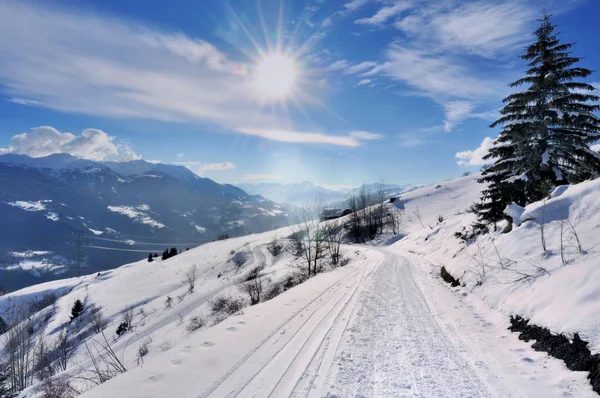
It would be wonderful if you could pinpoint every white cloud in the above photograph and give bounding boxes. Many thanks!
[356,79,373,86]
[432,2,535,57]
[382,46,500,101]
[0,2,355,148]
[236,128,375,147]
[175,153,184,158]
[200,162,235,171]
[345,61,378,75]
[0,126,119,160]
[118,150,142,162]
[355,2,411,25]
[329,60,351,70]
[456,136,497,166]
[343,1,543,131]
[343,0,372,12]
[349,131,382,140]
[443,101,476,132]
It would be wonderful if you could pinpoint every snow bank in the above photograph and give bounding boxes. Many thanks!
[394,176,600,351]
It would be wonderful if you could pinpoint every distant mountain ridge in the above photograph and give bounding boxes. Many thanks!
[239,181,419,207]
[0,154,289,291]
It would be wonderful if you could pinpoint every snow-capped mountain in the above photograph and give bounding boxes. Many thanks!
[0,154,290,291]
[238,181,418,207]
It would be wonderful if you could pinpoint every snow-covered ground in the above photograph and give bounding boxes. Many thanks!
[3,174,600,397]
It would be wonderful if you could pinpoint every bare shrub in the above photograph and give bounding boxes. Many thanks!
[4,310,36,392]
[136,337,152,366]
[239,277,264,305]
[90,309,107,334]
[34,374,78,398]
[244,266,263,282]
[209,296,245,316]
[164,296,173,309]
[292,205,327,277]
[33,334,54,381]
[267,239,283,256]
[186,316,206,332]
[263,283,283,301]
[185,264,198,293]
[323,221,343,266]
[83,331,127,385]
[282,272,307,291]
[54,330,74,372]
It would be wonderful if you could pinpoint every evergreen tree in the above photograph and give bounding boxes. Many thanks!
[70,299,84,321]
[479,14,600,223]
[147,253,154,263]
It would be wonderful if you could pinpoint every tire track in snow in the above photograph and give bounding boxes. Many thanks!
[200,251,384,398]
[326,249,496,398]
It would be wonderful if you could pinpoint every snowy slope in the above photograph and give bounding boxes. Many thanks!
[394,176,600,352]
[4,174,600,397]
[79,252,594,398]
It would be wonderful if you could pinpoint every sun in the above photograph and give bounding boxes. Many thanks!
[253,52,297,100]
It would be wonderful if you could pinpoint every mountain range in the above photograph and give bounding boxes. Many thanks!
[0,154,290,291]
[238,181,419,207]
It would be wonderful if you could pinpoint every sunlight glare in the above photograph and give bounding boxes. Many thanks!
[254,52,297,100]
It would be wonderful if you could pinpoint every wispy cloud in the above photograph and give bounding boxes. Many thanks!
[329,60,351,70]
[356,79,373,86]
[0,1,361,148]
[341,0,546,131]
[235,127,380,147]
[443,101,476,132]
[345,61,378,75]
[200,162,235,171]
[355,2,411,25]
[349,131,382,140]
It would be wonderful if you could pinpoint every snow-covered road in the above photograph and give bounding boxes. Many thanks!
[83,246,595,398]
[324,250,495,398]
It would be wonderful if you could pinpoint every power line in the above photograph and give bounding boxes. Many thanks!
[75,229,82,277]
[83,236,203,247]
[83,245,160,253]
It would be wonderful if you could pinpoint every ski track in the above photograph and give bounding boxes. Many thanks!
[200,251,382,397]
[202,248,502,398]
[324,250,496,398]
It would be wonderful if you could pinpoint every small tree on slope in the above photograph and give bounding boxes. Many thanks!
[70,299,84,321]
[479,14,600,223]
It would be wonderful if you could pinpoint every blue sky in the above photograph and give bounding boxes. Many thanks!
[0,0,598,188]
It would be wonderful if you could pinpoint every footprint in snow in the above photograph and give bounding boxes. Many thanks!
[171,359,182,365]
[146,374,166,382]
[521,357,535,363]
[202,341,215,347]
[227,327,236,332]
